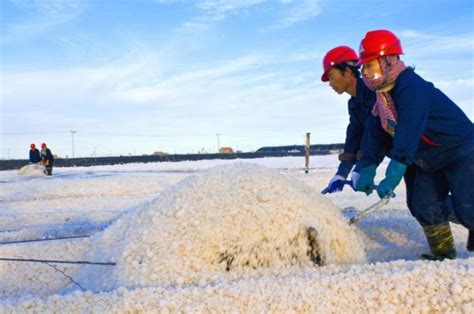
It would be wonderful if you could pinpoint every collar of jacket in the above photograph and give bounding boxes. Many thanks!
[349,77,370,109]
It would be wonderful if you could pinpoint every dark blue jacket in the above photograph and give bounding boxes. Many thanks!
[41,148,54,165]
[336,77,376,177]
[359,69,473,172]
[29,149,41,163]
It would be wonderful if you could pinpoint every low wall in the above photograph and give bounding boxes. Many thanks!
[0,149,339,171]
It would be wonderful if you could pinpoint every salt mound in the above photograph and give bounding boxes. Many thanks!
[18,164,46,176]
[88,163,365,289]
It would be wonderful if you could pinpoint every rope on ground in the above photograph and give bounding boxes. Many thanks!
[45,262,86,291]
[0,235,91,245]
[0,257,115,266]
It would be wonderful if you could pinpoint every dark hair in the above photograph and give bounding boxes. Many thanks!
[333,62,360,78]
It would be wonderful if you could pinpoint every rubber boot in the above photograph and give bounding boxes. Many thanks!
[467,230,474,252]
[420,222,457,261]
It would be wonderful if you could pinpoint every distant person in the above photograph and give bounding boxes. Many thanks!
[29,144,41,163]
[40,143,54,176]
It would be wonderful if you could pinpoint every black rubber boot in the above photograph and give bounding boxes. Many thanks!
[420,222,457,261]
[467,230,474,252]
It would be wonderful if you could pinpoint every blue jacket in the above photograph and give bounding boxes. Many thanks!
[336,77,376,177]
[29,149,41,163]
[41,148,54,165]
[359,69,474,172]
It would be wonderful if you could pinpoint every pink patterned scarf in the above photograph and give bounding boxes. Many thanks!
[363,56,406,137]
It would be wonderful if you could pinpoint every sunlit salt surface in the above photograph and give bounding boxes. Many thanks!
[0,156,472,312]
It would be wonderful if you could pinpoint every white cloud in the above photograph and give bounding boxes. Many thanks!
[177,0,265,33]
[2,0,86,44]
[1,48,343,154]
[274,0,322,28]
[158,0,322,33]
[196,0,265,14]
[398,29,474,57]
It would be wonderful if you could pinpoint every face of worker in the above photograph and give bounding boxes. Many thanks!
[362,59,382,80]
[327,67,353,95]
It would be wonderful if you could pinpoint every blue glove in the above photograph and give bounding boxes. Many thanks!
[376,160,407,198]
[353,165,377,195]
[325,175,346,193]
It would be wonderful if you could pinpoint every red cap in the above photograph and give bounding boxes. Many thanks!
[41,143,47,148]
[321,46,358,82]
[30,144,36,149]
[358,29,403,65]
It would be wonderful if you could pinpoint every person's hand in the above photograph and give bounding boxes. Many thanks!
[349,172,359,191]
[376,160,407,198]
[325,175,346,193]
[353,165,377,195]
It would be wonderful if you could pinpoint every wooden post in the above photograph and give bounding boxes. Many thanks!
[305,132,310,173]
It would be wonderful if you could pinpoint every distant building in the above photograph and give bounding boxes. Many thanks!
[153,151,168,156]
[218,147,234,154]
[255,144,344,154]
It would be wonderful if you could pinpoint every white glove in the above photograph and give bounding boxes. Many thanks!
[350,172,360,190]
[325,175,346,193]
[329,175,345,185]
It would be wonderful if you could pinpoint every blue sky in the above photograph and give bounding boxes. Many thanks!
[1,0,473,159]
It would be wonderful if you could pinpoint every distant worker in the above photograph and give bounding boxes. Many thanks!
[40,143,54,176]
[29,144,41,163]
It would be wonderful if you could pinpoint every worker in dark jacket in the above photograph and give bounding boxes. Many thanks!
[29,144,41,163]
[353,30,474,260]
[320,46,376,193]
[40,142,54,176]
[320,45,448,229]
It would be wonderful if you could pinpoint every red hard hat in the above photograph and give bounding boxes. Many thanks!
[358,29,403,65]
[321,46,358,82]
[41,143,47,148]
[30,143,36,149]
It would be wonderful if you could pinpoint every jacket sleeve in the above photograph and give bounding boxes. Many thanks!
[336,160,355,178]
[343,107,364,155]
[390,82,431,165]
[46,149,54,162]
[336,107,365,177]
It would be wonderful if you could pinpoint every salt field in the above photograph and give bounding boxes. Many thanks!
[0,155,472,312]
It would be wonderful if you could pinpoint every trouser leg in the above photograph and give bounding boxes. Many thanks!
[410,169,449,226]
[443,153,474,251]
[410,168,457,259]
[468,231,474,252]
[443,153,474,230]
[406,164,458,223]
[403,164,416,212]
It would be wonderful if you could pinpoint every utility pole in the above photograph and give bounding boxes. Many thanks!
[305,132,311,173]
[70,130,77,159]
[216,133,220,153]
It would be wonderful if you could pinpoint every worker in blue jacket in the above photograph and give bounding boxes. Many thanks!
[353,30,474,260]
[29,143,41,163]
[320,46,437,223]
[320,46,376,193]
